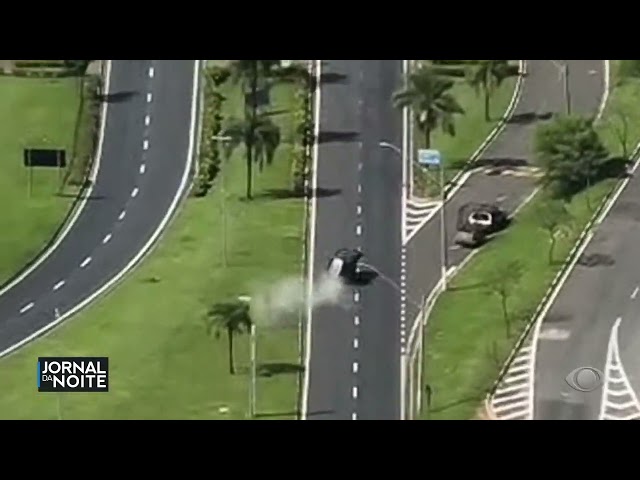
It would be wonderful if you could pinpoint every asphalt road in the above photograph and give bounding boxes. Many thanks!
[534,162,640,420]
[0,60,197,355]
[406,61,604,324]
[404,60,605,414]
[305,60,403,420]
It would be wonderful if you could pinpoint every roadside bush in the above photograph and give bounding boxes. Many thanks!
[291,72,313,194]
[193,70,227,197]
[66,75,102,188]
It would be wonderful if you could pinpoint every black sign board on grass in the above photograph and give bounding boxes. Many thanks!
[23,148,67,168]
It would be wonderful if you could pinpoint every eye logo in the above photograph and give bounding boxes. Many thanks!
[565,366,604,392]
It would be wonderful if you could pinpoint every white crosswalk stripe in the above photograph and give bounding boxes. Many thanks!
[489,331,534,420]
[404,197,440,243]
[598,318,640,420]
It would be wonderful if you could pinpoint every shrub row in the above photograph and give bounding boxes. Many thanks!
[291,69,313,194]
[193,66,230,197]
[65,75,102,188]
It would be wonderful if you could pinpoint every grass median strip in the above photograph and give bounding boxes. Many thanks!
[412,60,519,198]
[0,67,305,420]
[418,60,640,420]
[0,73,100,287]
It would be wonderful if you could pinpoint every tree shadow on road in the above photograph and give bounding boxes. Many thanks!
[97,91,138,103]
[252,187,342,201]
[507,111,554,125]
[317,131,359,144]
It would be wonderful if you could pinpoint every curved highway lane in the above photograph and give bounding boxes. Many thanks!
[403,60,605,418]
[0,60,198,356]
[534,155,640,420]
[304,60,404,420]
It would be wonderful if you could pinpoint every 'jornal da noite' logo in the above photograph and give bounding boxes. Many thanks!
[37,357,109,392]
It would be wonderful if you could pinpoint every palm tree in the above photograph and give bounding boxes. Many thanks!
[467,60,513,121]
[392,64,465,149]
[204,300,253,375]
[227,61,282,195]
[223,113,281,198]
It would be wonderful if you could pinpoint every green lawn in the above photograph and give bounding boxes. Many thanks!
[0,75,96,286]
[417,60,640,420]
[0,71,305,420]
[413,60,519,198]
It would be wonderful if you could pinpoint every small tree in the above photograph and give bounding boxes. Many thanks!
[204,300,253,375]
[484,260,524,338]
[535,199,572,264]
[618,60,640,84]
[606,103,632,159]
[534,114,610,200]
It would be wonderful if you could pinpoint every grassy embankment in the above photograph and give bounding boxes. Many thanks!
[0,61,308,420]
[418,61,640,420]
[0,60,100,285]
[412,60,519,198]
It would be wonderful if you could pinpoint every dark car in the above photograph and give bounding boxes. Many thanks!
[327,248,364,284]
[454,202,510,248]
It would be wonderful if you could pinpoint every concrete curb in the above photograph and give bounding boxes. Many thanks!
[295,60,315,420]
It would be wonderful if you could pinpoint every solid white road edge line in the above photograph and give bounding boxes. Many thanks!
[0,60,112,299]
[300,59,322,421]
[0,60,201,360]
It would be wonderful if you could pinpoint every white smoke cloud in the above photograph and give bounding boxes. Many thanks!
[248,272,347,327]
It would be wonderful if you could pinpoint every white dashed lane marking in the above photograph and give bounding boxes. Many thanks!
[632,287,638,300]
[80,257,92,268]
[352,412,357,420]
[118,210,126,221]
[357,205,362,215]
[131,187,139,198]
[353,362,359,373]
[140,164,146,174]
[53,280,65,291]
[356,225,362,236]
[143,140,149,151]
[357,184,362,193]
[354,315,360,326]
[145,115,150,126]
[146,93,152,103]
[102,233,112,244]
[148,67,155,78]
[352,387,358,399]
[19,302,34,314]
[354,291,360,303]
[353,338,359,349]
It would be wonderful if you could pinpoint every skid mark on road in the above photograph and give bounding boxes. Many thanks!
[599,318,640,420]
[404,197,440,244]
[489,333,534,420]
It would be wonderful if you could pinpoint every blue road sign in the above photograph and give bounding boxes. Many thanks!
[418,149,441,166]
